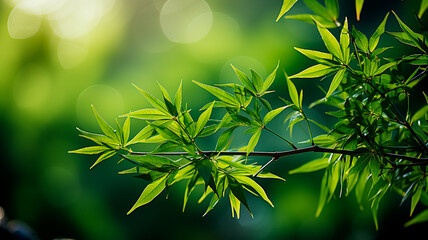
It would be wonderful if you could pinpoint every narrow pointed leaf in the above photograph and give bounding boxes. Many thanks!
[419,0,428,18]
[355,0,364,21]
[352,26,368,52]
[92,105,119,142]
[216,126,238,151]
[126,125,154,146]
[262,62,279,93]
[263,106,287,124]
[69,146,111,155]
[90,150,116,169]
[392,11,426,53]
[132,83,169,114]
[326,68,345,98]
[228,175,252,217]
[231,65,257,95]
[314,19,342,60]
[285,14,338,28]
[121,109,169,120]
[127,174,168,214]
[175,81,183,112]
[193,81,239,107]
[195,101,215,137]
[303,0,331,21]
[286,73,299,107]
[294,47,335,65]
[289,157,329,174]
[369,13,389,52]
[247,129,262,156]
[325,0,339,20]
[290,64,338,79]
[234,175,274,207]
[405,209,428,227]
[276,0,298,22]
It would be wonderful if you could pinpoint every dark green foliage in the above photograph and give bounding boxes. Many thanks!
[70,0,428,228]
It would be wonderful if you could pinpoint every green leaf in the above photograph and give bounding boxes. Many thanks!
[122,115,131,144]
[174,81,183,112]
[216,126,238,152]
[183,172,199,212]
[316,170,328,217]
[290,64,338,79]
[411,185,422,216]
[289,157,329,174]
[132,83,169,114]
[193,81,239,107]
[261,62,279,93]
[69,146,110,155]
[326,68,345,98]
[76,128,118,147]
[369,13,389,52]
[405,209,428,227]
[294,47,335,65]
[195,101,215,137]
[127,174,168,214]
[373,61,397,76]
[91,105,119,142]
[126,125,154,146]
[228,175,252,217]
[263,106,288,124]
[231,65,257,95]
[303,0,331,21]
[234,175,274,207]
[352,26,368,52]
[392,11,426,53]
[90,150,116,169]
[419,0,428,18]
[250,69,263,93]
[355,0,364,21]
[339,18,350,63]
[285,14,338,28]
[412,105,428,123]
[276,0,298,22]
[286,73,299,107]
[121,109,169,120]
[314,19,342,60]
[163,96,178,117]
[247,129,262,156]
[325,0,339,21]
[121,154,179,171]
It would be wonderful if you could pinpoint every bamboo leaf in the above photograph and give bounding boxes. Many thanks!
[326,68,345,98]
[276,0,299,22]
[69,146,110,155]
[419,0,428,18]
[92,105,119,142]
[122,115,131,144]
[228,175,252,217]
[355,0,364,21]
[247,129,262,156]
[294,47,335,65]
[263,106,288,124]
[405,209,428,227]
[285,14,338,28]
[126,125,154,146]
[261,62,279,93]
[193,81,239,107]
[132,83,169,114]
[216,126,238,151]
[195,101,215,137]
[286,73,300,107]
[290,64,338,79]
[127,174,168,214]
[325,0,339,21]
[234,175,274,207]
[369,13,389,52]
[231,65,257,95]
[90,150,116,169]
[250,69,263,93]
[314,19,342,60]
[303,0,331,21]
[121,109,169,120]
[352,26,368,52]
[411,185,422,216]
[175,81,183,112]
[392,11,426,53]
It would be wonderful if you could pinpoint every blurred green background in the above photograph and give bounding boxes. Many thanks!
[0,0,426,239]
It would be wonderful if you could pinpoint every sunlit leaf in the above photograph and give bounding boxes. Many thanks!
[290,64,338,79]
[289,157,329,174]
[405,209,428,227]
[314,19,342,60]
[263,106,288,124]
[69,146,110,155]
[276,0,298,22]
[195,101,215,137]
[355,0,364,21]
[325,0,339,21]
[303,0,331,21]
[261,62,279,93]
[92,105,119,143]
[126,125,154,146]
[127,174,168,214]
[286,73,299,107]
[247,129,262,156]
[90,150,116,169]
[234,175,273,207]
[326,68,345,98]
[228,175,252,217]
[193,81,239,107]
[121,109,169,120]
[369,13,389,52]
[132,83,169,114]
[392,11,427,53]
[419,0,428,18]
[352,26,368,52]
[231,65,257,95]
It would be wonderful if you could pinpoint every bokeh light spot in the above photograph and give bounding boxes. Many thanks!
[8,3,42,39]
[160,0,212,43]
[57,38,89,69]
